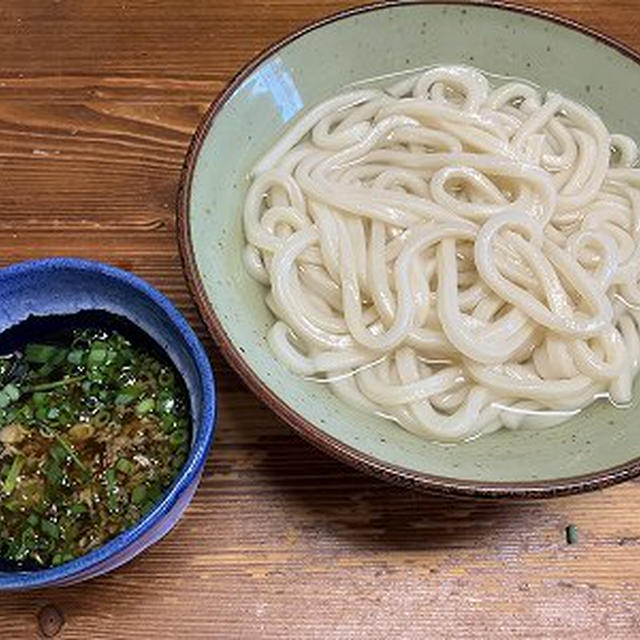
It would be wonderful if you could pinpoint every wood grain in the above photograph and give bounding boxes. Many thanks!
[1,0,640,637]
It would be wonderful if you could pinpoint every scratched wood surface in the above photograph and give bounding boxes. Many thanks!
[1,0,640,637]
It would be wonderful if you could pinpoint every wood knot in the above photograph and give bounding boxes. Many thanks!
[38,604,65,638]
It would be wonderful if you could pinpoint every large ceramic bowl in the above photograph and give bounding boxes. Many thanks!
[179,1,640,498]
[0,258,216,589]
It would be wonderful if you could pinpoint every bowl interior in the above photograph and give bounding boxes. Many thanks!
[186,2,640,487]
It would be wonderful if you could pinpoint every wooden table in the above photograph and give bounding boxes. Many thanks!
[1,0,640,637]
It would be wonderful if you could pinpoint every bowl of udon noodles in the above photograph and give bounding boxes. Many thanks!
[179,1,640,498]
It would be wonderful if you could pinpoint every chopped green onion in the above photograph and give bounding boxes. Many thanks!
[131,485,146,505]
[116,458,133,474]
[32,391,47,406]
[157,391,175,414]
[45,459,62,485]
[25,344,60,364]
[87,368,103,382]
[147,485,162,503]
[3,499,20,513]
[17,527,36,559]
[67,350,84,365]
[135,398,155,416]
[3,384,19,402]
[91,409,111,428]
[69,503,87,515]
[169,429,188,447]
[19,404,32,420]
[37,349,68,377]
[50,442,67,464]
[87,342,108,366]
[2,455,24,495]
[40,519,59,539]
[115,386,141,406]
[161,415,177,433]
[23,375,85,393]
[42,426,86,472]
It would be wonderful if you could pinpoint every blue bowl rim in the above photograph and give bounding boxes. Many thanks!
[0,257,216,590]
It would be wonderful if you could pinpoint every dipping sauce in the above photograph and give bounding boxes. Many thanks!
[0,322,190,568]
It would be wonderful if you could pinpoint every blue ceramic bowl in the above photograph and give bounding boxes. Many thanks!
[0,258,216,590]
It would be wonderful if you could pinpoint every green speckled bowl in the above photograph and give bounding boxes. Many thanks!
[179,1,640,498]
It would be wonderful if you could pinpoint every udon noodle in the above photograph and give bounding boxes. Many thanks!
[243,65,640,441]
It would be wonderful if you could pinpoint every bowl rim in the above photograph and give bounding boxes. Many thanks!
[0,257,216,589]
[177,0,640,499]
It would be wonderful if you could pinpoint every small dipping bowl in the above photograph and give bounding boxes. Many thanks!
[0,258,216,590]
